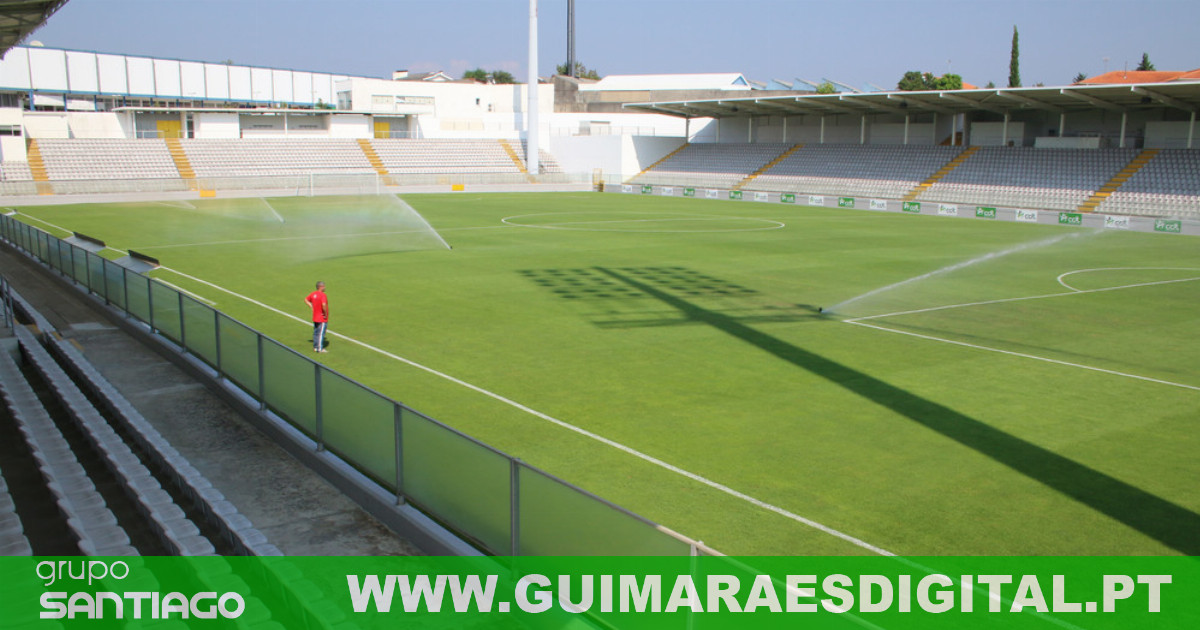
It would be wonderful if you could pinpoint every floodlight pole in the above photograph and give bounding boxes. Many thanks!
[527,0,541,176]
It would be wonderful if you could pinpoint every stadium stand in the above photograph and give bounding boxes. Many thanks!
[914,147,1140,211]
[1096,150,1200,217]
[750,144,967,199]
[631,142,793,188]
[35,139,179,180]
[181,139,375,177]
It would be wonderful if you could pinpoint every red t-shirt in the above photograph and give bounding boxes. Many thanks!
[307,290,328,323]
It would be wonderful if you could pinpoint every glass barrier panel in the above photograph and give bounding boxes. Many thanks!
[403,413,511,554]
[71,245,87,283]
[150,281,182,343]
[318,368,396,487]
[52,239,69,273]
[103,259,126,309]
[87,252,105,294]
[261,338,317,435]
[125,271,151,323]
[216,313,260,396]
[517,465,691,556]
[181,296,218,367]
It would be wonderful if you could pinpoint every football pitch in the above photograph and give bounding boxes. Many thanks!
[12,192,1200,556]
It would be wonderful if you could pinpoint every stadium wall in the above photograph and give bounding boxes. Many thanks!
[549,134,684,180]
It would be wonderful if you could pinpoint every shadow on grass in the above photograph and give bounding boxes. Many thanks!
[588,266,1200,555]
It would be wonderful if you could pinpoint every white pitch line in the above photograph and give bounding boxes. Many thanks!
[9,211,74,237]
[848,275,1200,322]
[130,224,514,250]
[1056,267,1200,292]
[157,264,894,557]
[151,277,217,305]
[847,320,1200,393]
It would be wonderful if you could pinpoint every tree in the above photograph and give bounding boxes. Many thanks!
[1073,72,1088,84]
[556,61,601,80]
[816,81,836,94]
[898,70,933,91]
[1008,25,1021,88]
[1136,52,1156,71]
[491,70,515,84]
[463,68,489,82]
[933,74,963,90]
[985,81,996,89]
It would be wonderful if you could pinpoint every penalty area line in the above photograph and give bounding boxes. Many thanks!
[156,264,895,557]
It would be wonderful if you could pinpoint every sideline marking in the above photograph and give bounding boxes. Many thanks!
[156,264,894,557]
[845,270,1200,392]
[847,319,1200,393]
[502,212,786,233]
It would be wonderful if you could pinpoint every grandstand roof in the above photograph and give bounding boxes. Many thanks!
[0,0,68,54]
[623,82,1200,119]
[580,73,753,92]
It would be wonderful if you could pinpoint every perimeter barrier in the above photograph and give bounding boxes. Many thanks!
[0,212,716,557]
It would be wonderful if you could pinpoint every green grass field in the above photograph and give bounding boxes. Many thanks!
[13,192,1200,556]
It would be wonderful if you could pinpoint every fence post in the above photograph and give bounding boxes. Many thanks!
[314,362,324,452]
[394,403,405,505]
[178,291,187,351]
[257,333,266,410]
[214,310,223,380]
[147,277,155,332]
[510,458,521,556]
[102,258,110,306]
[123,267,131,318]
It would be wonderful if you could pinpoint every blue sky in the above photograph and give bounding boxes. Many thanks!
[24,0,1200,89]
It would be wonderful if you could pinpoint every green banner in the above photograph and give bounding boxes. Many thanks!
[1155,219,1182,233]
[729,190,743,200]
[5,556,1196,629]
[902,201,921,213]
[683,187,696,198]
[1058,212,1084,226]
[976,207,997,219]
[781,193,796,204]
[838,197,855,208]
[641,185,653,194]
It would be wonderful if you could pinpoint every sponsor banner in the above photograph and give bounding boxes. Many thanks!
[1016,209,1039,223]
[870,199,888,211]
[754,192,770,202]
[2,556,1197,630]
[661,187,675,196]
[683,187,696,197]
[780,193,796,204]
[640,184,653,194]
[976,206,998,219]
[622,184,633,194]
[837,197,855,208]
[902,201,922,213]
[938,204,959,216]
[729,190,744,200]
[1058,212,1084,226]
[1105,215,1131,230]
[1155,219,1182,233]
[706,189,721,199]
[809,195,825,206]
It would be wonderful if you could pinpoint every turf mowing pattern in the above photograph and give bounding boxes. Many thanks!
[12,192,1199,556]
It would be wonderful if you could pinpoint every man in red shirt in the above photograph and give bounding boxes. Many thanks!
[305,281,329,353]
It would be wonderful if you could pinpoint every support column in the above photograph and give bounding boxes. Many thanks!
[932,113,938,144]
[1188,111,1195,149]
[860,115,866,144]
[1059,113,1066,138]
[820,116,825,144]
[1119,111,1127,149]
[748,117,753,143]
[526,0,540,175]
[1002,113,1010,146]
[903,114,910,145]
[782,116,787,143]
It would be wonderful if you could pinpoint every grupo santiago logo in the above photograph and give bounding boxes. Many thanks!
[37,560,246,621]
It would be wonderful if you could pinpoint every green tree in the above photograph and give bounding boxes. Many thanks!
[816,81,836,94]
[933,74,963,90]
[556,61,601,79]
[898,70,932,91]
[1073,72,1088,83]
[491,70,516,84]
[1008,26,1021,87]
[985,81,996,89]
[1136,52,1156,71]
[462,68,489,82]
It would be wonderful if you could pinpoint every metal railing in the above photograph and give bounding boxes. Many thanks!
[0,212,716,556]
